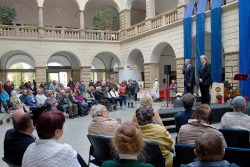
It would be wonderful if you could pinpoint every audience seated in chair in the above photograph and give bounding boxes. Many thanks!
[26,89,37,109]
[177,104,227,146]
[36,88,47,107]
[181,132,239,167]
[136,105,174,167]
[175,93,195,133]
[88,104,121,136]
[4,107,35,166]
[0,88,12,112]
[22,110,85,167]
[101,122,154,167]
[10,90,22,110]
[109,87,122,110]
[132,95,163,126]
[221,96,250,130]
[19,90,28,105]
[45,90,58,110]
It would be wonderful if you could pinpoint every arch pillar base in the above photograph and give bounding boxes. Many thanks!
[144,63,159,88]
[176,58,184,93]
[36,67,46,84]
[80,66,91,83]
[0,70,7,83]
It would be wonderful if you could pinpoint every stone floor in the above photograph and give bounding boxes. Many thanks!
[0,101,175,167]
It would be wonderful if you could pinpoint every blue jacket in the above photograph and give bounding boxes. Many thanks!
[20,95,28,105]
[0,91,9,102]
[175,109,195,133]
[26,95,37,108]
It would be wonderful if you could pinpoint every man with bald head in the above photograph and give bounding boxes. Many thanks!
[4,107,35,166]
[182,59,195,94]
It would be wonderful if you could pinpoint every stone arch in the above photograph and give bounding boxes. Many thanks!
[149,42,176,88]
[43,0,80,28]
[84,0,120,30]
[0,0,39,25]
[119,49,144,82]
[155,0,178,16]
[0,50,35,69]
[91,51,121,81]
[130,0,146,26]
[48,51,81,69]
[83,0,121,12]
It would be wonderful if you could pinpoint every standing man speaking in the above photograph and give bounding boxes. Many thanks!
[199,55,212,104]
[182,59,195,94]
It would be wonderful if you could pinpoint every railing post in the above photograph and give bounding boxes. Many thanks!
[38,27,45,38]
[177,3,186,20]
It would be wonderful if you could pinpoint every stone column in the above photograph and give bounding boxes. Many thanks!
[38,7,45,38]
[119,9,131,30]
[80,66,91,83]
[224,51,239,90]
[80,10,85,39]
[177,2,186,20]
[144,63,159,88]
[0,70,7,83]
[36,67,47,83]
[146,0,155,19]
[176,58,185,93]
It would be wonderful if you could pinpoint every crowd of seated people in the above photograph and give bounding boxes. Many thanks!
[3,78,250,167]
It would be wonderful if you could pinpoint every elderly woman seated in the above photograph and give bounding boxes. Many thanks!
[88,104,121,136]
[177,104,227,146]
[136,106,174,167]
[132,95,163,126]
[10,90,22,110]
[102,122,154,167]
[22,109,83,167]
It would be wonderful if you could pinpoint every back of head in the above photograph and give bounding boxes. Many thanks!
[136,105,154,125]
[231,96,246,112]
[192,104,212,124]
[114,122,143,154]
[36,110,65,139]
[12,107,33,132]
[90,104,107,118]
[195,132,224,161]
[182,93,195,109]
[140,95,153,107]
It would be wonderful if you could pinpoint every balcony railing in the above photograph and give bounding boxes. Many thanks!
[0,25,39,38]
[151,9,178,30]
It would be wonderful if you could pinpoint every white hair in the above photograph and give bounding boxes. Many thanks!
[91,104,107,118]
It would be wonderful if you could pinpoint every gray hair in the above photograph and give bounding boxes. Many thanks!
[91,104,107,118]
[11,90,17,96]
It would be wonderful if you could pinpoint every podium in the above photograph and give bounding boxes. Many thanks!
[233,74,249,96]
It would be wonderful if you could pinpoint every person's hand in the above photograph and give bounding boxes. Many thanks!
[188,83,191,87]
[199,79,203,83]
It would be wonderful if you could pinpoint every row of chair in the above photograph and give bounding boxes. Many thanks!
[87,129,250,167]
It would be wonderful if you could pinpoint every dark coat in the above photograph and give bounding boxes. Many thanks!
[183,64,195,87]
[175,109,195,133]
[4,129,35,166]
[199,62,212,86]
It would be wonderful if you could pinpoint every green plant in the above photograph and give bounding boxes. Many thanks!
[93,8,118,30]
[0,6,16,25]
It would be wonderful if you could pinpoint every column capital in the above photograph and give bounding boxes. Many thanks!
[177,0,187,7]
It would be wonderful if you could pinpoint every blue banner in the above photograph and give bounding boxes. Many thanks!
[196,0,207,79]
[211,0,222,82]
[184,0,196,61]
[239,0,250,97]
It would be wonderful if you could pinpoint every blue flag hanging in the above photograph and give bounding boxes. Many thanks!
[211,0,222,82]
[239,0,250,97]
[196,0,207,80]
[184,0,196,61]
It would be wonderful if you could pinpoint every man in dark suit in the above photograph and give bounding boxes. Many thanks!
[199,55,212,104]
[4,107,36,166]
[182,59,195,94]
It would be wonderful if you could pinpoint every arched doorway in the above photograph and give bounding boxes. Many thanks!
[47,51,81,86]
[43,0,80,28]
[119,49,144,82]
[0,51,36,88]
[155,0,177,16]
[84,0,120,30]
[151,42,176,88]
[130,0,146,26]
[91,52,120,81]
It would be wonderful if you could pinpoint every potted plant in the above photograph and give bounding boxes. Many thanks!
[216,94,223,104]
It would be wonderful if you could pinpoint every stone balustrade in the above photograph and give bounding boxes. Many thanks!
[151,9,178,30]
[0,25,39,38]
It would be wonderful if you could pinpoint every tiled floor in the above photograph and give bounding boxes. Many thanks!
[0,101,175,167]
